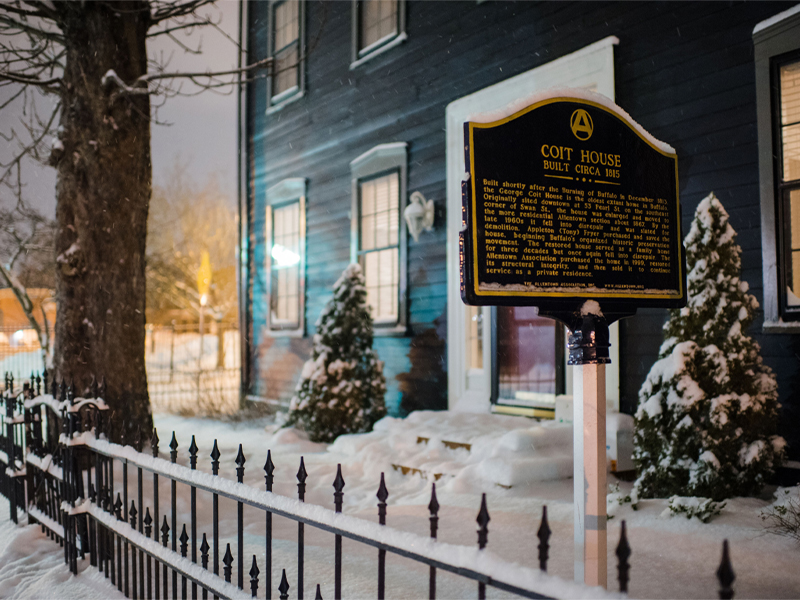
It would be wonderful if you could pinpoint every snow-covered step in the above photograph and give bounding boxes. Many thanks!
[330,410,575,490]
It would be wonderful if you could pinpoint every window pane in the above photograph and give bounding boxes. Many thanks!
[781,61,800,126]
[359,172,398,251]
[496,307,557,405]
[272,0,299,98]
[271,201,301,327]
[362,248,398,321]
[789,189,800,307]
[466,307,483,370]
[361,214,375,251]
[783,123,800,182]
[361,0,397,50]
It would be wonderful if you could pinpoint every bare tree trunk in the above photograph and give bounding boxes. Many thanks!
[54,2,152,443]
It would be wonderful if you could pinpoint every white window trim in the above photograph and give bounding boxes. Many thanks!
[350,142,408,335]
[266,0,305,113]
[265,177,307,337]
[754,9,800,332]
[445,36,620,414]
[350,0,407,70]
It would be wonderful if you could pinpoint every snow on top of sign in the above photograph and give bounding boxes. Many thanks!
[467,86,676,155]
[478,282,678,295]
[580,300,603,317]
[753,4,800,34]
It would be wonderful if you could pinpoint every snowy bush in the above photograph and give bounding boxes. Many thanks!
[761,487,800,543]
[633,192,784,501]
[666,496,725,523]
[286,263,387,443]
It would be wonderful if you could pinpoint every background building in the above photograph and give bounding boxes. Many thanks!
[240,1,800,457]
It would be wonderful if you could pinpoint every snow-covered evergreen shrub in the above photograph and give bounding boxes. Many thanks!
[633,192,785,501]
[666,496,725,523]
[287,263,387,443]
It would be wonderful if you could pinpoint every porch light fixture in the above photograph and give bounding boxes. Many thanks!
[404,191,435,242]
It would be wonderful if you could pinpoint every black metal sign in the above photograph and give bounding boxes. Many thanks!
[460,97,685,314]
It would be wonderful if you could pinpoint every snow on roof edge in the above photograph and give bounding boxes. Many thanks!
[753,4,800,35]
[467,87,676,155]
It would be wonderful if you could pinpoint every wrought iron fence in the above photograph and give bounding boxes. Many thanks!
[0,372,739,600]
[145,323,241,416]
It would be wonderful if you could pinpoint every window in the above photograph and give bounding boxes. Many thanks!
[268,0,304,108]
[350,143,408,333]
[779,59,800,315]
[351,0,407,68]
[265,178,306,335]
[359,172,400,322]
[754,8,800,329]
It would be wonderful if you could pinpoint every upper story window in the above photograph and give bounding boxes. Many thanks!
[779,58,800,314]
[266,178,306,335]
[350,143,408,333]
[351,0,407,69]
[754,8,800,329]
[269,0,304,109]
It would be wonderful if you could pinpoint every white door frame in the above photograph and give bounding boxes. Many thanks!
[445,36,621,413]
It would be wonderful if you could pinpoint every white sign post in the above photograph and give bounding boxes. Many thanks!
[570,310,609,588]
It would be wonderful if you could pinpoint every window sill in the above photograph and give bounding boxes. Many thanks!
[350,32,407,70]
[265,327,305,338]
[373,323,407,337]
[266,88,304,115]
[762,319,800,334]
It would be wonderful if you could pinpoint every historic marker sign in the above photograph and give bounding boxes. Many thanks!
[460,96,686,311]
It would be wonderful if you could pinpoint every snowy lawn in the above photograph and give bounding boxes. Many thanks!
[1,410,799,598]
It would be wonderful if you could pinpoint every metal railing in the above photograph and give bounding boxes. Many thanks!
[1,372,739,600]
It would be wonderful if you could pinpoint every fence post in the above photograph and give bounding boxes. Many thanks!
[6,381,17,523]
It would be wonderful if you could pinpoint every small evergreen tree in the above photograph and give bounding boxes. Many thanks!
[633,192,785,501]
[287,263,387,442]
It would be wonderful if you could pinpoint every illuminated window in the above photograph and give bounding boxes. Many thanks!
[351,0,406,67]
[359,172,400,322]
[780,59,800,314]
[269,0,304,106]
[350,143,408,333]
[755,11,800,327]
[266,178,306,334]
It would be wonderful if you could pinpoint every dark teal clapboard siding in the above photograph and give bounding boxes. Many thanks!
[245,1,799,437]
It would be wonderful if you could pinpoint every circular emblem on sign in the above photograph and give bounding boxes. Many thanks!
[570,109,594,141]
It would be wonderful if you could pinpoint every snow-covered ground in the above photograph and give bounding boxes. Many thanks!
[1,411,799,599]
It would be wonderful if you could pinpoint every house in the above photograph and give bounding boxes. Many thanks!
[238,1,800,458]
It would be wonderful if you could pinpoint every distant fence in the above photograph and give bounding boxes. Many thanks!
[0,374,741,600]
[0,322,242,416]
[147,322,241,415]
[0,326,45,381]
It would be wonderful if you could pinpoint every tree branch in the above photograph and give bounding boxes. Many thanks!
[0,67,60,87]
[149,0,216,25]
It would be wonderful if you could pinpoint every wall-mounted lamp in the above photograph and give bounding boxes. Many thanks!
[404,191,435,242]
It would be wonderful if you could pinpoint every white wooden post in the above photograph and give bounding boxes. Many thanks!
[570,311,609,588]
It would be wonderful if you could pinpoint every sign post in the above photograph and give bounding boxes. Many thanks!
[460,91,685,587]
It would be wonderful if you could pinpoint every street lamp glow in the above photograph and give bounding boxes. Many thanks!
[200,294,208,306]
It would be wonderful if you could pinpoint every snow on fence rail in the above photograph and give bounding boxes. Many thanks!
[0,372,739,600]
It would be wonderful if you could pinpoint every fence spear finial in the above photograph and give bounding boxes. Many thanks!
[377,472,388,525]
[616,520,631,593]
[333,463,344,513]
[151,428,160,458]
[223,543,234,583]
[236,443,246,483]
[170,432,179,463]
[477,493,490,550]
[264,449,274,492]
[129,500,137,529]
[297,456,307,502]
[279,568,290,600]
[249,555,260,597]
[144,507,152,539]
[538,505,551,572]
[315,584,323,600]
[161,516,170,547]
[717,539,735,600]
[429,483,440,539]
[211,439,220,475]
[200,533,210,570]
[180,524,189,557]
[189,435,198,470]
